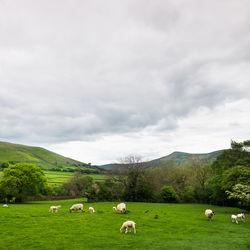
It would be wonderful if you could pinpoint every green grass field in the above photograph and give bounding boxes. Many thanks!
[44,171,107,185]
[0,200,249,249]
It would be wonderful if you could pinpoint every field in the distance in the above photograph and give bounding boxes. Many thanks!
[0,200,249,249]
[44,171,107,185]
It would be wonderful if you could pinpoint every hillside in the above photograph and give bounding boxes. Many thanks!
[0,141,98,170]
[100,150,224,170]
[148,150,224,168]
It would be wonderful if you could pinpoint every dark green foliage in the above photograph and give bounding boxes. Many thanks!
[0,163,47,202]
[212,140,250,174]
[62,172,93,197]
[0,162,9,169]
[208,140,250,206]
[221,165,250,191]
[161,185,179,202]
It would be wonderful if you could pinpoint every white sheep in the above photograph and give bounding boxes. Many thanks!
[237,213,245,222]
[117,203,126,214]
[120,221,136,234]
[231,214,238,224]
[113,207,117,211]
[89,207,95,213]
[70,204,84,213]
[205,209,215,221]
[3,204,8,208]
[49,205,61,213]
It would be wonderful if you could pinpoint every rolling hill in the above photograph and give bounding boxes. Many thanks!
[100,150,224,170]
[148,150,224,168]
[0,141,98,170]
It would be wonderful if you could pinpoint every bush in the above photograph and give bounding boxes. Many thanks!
[161,185,179,203]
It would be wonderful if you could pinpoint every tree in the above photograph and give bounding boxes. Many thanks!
[208,140,250,205]
[62,172,93,197]
[221,165,250,191]
[226,184,250,209]
[111,156,154,202]
[0,162,9,170]
[161,185,179,203]
[0,163,47,202]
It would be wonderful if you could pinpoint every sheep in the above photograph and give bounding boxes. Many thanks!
[89,207,95,213]
[49,205,61,213]
[205,209,215,221]
[120,221,136,234]
[3,204,8,208]
[70,204,84,213]
[237,213,245,222]
[117,203,126,214]
[113,207,117,211]
[231,214,238,224]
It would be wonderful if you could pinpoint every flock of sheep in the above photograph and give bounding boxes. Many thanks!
[47,202,135,233]
[205,209,246,224]
[2,204,246,233]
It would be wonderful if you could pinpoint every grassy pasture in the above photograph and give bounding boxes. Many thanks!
[0,200,249,249]
[44,171,107,185]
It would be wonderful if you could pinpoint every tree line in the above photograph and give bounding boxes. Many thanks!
[0,140,249,209]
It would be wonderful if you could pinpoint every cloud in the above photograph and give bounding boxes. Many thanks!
[0,0,250,163]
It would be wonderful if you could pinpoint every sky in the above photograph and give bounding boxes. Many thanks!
[0,0,250,165]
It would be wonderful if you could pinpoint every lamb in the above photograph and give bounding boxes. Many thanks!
[120,221,136,234]
[3,204,8,208]
[113,207,117,211]
[237,213,245,222]
[89,207,95,213]
[205,209,215,221]
[70,204,84,213]
[231,214,238,224]
[117,203,126,214]
[49,205,61,213]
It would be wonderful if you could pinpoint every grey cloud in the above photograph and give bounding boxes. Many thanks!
[0,0,250,144]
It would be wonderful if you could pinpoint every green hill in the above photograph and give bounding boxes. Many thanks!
[0,141,98,171]
[100,150,224,170]
[148,150,224,168]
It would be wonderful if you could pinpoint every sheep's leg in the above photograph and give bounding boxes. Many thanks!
[236,220,238,224]
[125,228,128,234]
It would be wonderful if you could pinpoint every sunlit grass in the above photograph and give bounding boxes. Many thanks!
[44,171,107,185]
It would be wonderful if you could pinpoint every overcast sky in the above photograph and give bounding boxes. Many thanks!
[1,0,250,165]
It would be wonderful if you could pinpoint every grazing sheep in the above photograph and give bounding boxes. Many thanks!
[49,205,61,213]
[117,203,126,214]
[70,204,84,213]
[89,207,95,213]
[113,207,117,211]
[231,214,238,224]
[205,209,215,221]
[237,213,245,222]
[120,221,136,234]
[3,204,8,208]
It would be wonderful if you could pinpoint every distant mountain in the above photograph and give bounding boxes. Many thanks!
[0,141,98,170]
[100,150,224,170]
[148,150,224,168]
